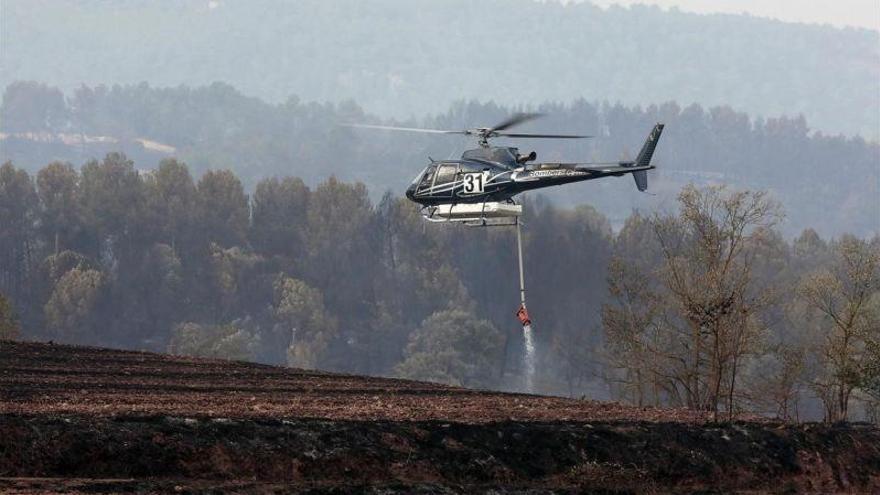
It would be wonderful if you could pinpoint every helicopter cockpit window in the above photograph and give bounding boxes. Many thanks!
[434,163,458,184]
[417,164,437,189]
[492,148,517,164]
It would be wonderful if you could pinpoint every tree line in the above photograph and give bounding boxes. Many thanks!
[602,187,879,422]
[2,81,878,238]
[0,156,877,422]
[0,154,611,392]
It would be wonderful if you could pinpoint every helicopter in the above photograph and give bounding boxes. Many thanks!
[346,113,663,225]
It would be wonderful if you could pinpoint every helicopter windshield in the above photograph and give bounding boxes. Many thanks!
[434,163,458,184]
[412,164,437,190]
[461,147,518,166]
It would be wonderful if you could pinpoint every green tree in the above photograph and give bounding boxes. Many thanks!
[79,153,147,261]
[307,177,379,312]
[197,169,249,248]
[368,195,471,374]
[144,159,198,250]
[42,250,96,286]
[209,244,266,321]
[128,243,185,347]
[793,228,828,261]
[0,162,40,306]
[251,176,309,257]
[0,81,68,132]
[0,292,21,340]
[273,275,337,368]
[36,162,81,255]
[167,322,257,361]
[44,267,104,344]
[396,309,504,388]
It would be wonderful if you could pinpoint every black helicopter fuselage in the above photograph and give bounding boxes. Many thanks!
[405,155,602,205]
[405,122,664,206]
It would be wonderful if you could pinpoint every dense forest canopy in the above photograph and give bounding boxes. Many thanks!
[0,157,880,420]
[1,1,878,423]
[3,0,878,138]
[2,81,877,238]
[1,157,878,421]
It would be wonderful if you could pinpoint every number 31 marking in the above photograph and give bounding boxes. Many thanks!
[462,172,487,194]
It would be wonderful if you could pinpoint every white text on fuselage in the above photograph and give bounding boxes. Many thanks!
[526,169,588,178]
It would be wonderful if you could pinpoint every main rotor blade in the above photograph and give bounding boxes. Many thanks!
[490,113,544,132]
[341,123,467,135]
[496,132,592,139]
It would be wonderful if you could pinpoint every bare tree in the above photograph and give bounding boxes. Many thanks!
[552,329,596,399]
[602,257,669,407]
[604,185,781,420]
[655,186,781,419]
[863,336,880,423]
[744,344,806,422]
[799,236,880,422]
[0,292,21,340]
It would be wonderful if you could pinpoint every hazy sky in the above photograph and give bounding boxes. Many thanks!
[581,0,880,30]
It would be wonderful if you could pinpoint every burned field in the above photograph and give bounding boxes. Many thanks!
[1,341,879,493]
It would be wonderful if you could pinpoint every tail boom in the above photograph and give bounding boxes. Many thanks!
[624,123,664,191]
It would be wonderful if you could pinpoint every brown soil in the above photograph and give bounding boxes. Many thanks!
[1,340,879,494]
[0,340,705,423]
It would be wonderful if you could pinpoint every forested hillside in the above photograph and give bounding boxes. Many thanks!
[3,0,878,138]
[1,2,878,421]
[1,157,878,421]
[2,81,877,237]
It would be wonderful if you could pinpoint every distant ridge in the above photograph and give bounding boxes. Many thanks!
[2,81,877,237]
[2,0,878,138]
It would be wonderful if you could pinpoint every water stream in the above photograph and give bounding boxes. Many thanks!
[522,324,535,393]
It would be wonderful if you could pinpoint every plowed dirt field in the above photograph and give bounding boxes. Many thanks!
[1,340,879,494]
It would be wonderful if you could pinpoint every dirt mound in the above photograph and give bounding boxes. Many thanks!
[2,340,879,493]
